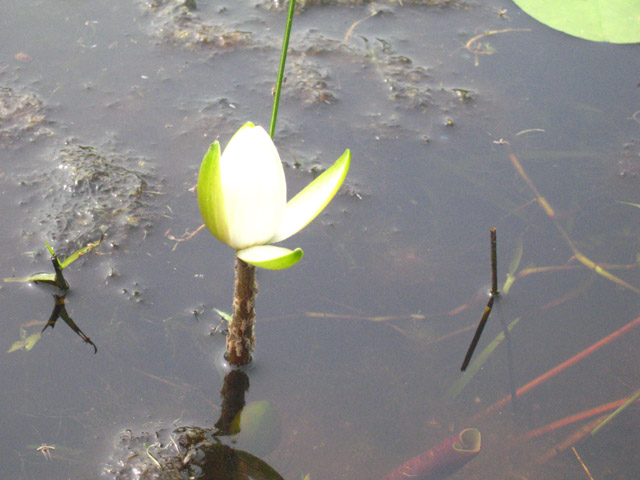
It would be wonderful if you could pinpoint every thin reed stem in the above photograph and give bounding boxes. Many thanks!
[269,0,296,138]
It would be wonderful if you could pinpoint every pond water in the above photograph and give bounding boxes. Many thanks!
[1,0,639,479]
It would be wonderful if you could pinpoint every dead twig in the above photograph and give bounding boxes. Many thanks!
[344,9,381,42]
[572,447,596,480]
[465,28,531,66]
[165,224,206,251]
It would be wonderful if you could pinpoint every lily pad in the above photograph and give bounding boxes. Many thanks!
[513,0,640,43]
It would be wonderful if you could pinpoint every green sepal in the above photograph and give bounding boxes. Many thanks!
[197,141,229,244]
[237,246,303,270]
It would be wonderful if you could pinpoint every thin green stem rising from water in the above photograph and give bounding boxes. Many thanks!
[269,0,296,139]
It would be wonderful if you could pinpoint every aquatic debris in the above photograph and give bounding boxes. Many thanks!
[139,0,252,48]
[284,32,358,107]
[18,143,161,256]
[366,38,433,111]
[258,0,466,13]
[289,56,338,105]
[0,86,51,147]
[103,424,284,480]
[383,428,481,480]
[618,140,640,178]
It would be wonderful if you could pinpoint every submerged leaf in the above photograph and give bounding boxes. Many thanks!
[591,387,640,435]
[503,235,523,295]
[232,401,282,458]
[8,332,41,353]
[448,317,520,398]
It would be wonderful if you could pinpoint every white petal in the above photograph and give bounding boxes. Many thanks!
[271,149,350,243]
[220,124,287,249]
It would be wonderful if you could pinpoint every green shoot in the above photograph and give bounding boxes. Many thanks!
[449,317,520,399]
[269,0,296,139]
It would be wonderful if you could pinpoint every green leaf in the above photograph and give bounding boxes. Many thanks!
[503,235,523,295]
[4,273,57,284]
[44,241,57,258]
[8,332,41,353]
[591,387,640,435]
[617,201,640,209]
[214,308,233,323]
[237,246,303,270]
[59,235,103,270]
[448,317,520,398]
[271,149,351,243]
[513,0,640,43]
[197,141,230,244]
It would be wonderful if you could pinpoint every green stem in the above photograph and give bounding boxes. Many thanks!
[51,255,69,291]
[268,0,296,139]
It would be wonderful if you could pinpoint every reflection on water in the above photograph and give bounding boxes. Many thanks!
[1,0,639,479]
[104,367,284,480]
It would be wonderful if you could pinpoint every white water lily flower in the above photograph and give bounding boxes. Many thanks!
[198,122,350,270]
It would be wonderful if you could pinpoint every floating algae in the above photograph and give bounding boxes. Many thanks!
[258,0,465,12]
[19,143,162,255]
[103,424,282,480]
[138,0,253,49]
[0,86,52,148]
